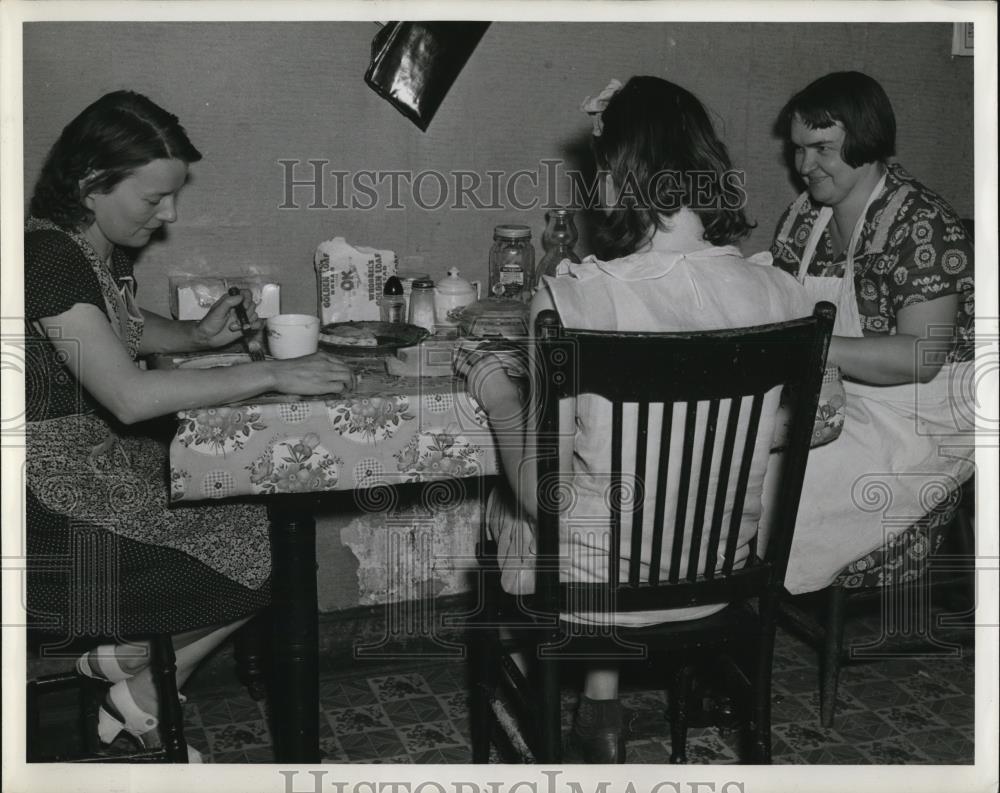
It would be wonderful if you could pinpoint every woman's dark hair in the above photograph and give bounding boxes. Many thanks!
[29,90,202,230]
[592,76,754,258]
[775,71,896,168]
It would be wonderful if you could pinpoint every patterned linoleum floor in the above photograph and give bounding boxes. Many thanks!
[34,610,975,764]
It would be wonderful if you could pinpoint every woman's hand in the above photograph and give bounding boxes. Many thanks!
[192,289,262,349]
[267,352,355,396]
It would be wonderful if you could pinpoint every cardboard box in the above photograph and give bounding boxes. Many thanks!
[170,276,281,320]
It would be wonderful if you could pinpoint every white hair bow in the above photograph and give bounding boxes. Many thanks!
[580,79,624,137]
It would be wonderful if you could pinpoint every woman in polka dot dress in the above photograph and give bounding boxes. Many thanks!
[24,90,354,760]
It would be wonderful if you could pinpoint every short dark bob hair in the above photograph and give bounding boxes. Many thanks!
[775,71,896,168]
[30,90,202,231]
[593,76,754,259]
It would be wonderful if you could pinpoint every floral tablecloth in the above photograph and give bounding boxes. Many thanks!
[169,363,498,502]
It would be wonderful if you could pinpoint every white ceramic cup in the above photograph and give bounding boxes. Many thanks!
[266,314,320,359]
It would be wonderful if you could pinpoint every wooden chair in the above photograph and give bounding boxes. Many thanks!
[469,302,835,763]
[780,476,975,727]
[27,633,190,762]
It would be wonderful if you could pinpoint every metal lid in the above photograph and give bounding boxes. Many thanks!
[493,224,532,240]
[411,277,435,289]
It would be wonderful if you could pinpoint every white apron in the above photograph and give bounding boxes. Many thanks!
[764,179,976,594]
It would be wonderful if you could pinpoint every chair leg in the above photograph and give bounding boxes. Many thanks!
[26,680,40,762]
[471,630,500,763]
[820,586,847,728]
[150,635,189,763]
[669,665,692,763]
[234,612,270,701]
[471,546,502,763]
[949,490,976,623]
[538,656,561,763]
[750,637,774,763]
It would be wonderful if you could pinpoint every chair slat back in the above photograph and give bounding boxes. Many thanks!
[534,303,834,616]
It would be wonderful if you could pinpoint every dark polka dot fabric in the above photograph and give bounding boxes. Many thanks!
[25,225,270,636]
[24,229,129,421]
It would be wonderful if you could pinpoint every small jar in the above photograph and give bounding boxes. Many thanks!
[380,276,406,324]
[407,277,437,333]
[488,225,535,303]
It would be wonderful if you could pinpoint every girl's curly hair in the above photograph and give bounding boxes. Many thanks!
[29,90,202,230]
[593,76,755,259]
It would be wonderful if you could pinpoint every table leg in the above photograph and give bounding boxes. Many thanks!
[268,497,320,763]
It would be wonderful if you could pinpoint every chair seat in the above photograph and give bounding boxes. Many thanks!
[568,602,760,646]
[491,599,761,656]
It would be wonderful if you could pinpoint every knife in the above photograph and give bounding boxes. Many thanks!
[227,286,266,362]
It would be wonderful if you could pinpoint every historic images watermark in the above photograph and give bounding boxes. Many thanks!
[278,771,747,793]
[277,159,750,213]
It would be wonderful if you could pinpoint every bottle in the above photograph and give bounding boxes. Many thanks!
[536,208,581,287]
[407,277,437,333]
[381,276,406,324]
[488,225,535,303]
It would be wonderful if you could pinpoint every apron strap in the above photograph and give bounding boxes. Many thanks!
[797,206,833,283]
[843,172,888,282]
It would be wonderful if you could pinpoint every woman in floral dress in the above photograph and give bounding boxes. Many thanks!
[768,72,975,594]
[25,90,354,760]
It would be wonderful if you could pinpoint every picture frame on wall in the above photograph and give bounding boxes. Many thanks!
[952,22,974,56]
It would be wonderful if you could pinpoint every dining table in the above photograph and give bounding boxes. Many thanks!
[165,348,500,762]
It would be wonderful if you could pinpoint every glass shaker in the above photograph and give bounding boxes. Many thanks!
[407,277,437,333]
[380,276,406,324]
[488,224,535,303]
[537,208,581,287]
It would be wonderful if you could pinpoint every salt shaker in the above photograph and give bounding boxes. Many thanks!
[407,277,437,333]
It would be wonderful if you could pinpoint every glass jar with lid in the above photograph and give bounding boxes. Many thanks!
[488,225,535,303]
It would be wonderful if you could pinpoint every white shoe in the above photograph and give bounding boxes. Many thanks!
[77,644,135,683]
[78,644,187,702]
[97,680,202,763]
